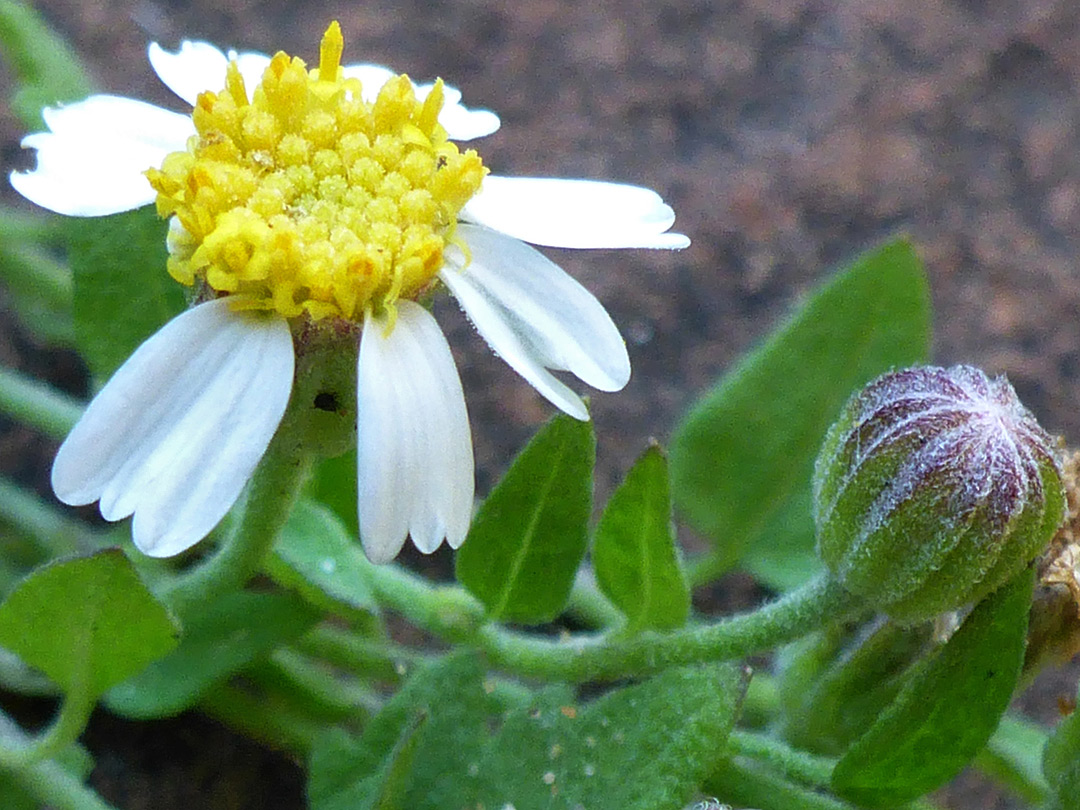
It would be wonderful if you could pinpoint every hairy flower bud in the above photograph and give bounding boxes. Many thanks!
[813,365,1066,622]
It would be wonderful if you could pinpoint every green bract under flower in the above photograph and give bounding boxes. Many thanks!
[147,22,486,322]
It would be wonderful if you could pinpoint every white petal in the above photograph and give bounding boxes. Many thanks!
[52,300,294,557]
[441,225,631,419]
[149,40,229,105]
[357,302,474,563]
[229,51,273,95]
[436,99,501,141]
[10,95,193,216]
[462,176,691,249]
[342,63,397,101]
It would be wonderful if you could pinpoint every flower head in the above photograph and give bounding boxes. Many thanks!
[12,23,689,563]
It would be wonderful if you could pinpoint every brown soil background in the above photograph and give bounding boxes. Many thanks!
[3,1,1080,808]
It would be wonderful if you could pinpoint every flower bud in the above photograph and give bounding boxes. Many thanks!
[813,365,1065,622]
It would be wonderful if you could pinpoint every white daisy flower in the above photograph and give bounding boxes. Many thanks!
[11,22,689,564]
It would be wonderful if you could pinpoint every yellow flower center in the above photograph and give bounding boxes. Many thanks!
[146,21,486,322]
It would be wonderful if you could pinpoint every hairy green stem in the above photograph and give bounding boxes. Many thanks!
[477,573,856,681]
[707,755,855,810]
[297,625,428,683]
[367,564,857,682]
[565,568,623,629]
[161,429,312,618]
[0,366,82,439]
[727,729,835,787]
[255,648,382,721]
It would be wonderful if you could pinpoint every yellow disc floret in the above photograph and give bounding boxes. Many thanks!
[147,21,486,322]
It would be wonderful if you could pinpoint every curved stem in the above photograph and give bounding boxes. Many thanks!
[366,563,859,682]
[565,568,623,629]
[726,729,836,787]
[8,758,118,810]
[480,573,856,682]
[0,366,82,439]
[161,428,312,618]
[0,690,94,769]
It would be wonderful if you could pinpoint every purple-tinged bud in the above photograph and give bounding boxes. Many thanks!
[813,365,1065,623]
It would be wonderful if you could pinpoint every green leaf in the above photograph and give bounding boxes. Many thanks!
[1043,681,1080,809]
[468,664,746,809]
[831,567,1034,806]
[0,549,178,697]
[456,412,594,624]
[311,654,747,810]
[105,590,320,719]
[707,755,845,810]
[268,498,378,621]
[740,488,823,592]
[309,654,510,810]
[592,444,690,631]
[669,239,930,569]
[67,208,186,381]
[0,0,93,128]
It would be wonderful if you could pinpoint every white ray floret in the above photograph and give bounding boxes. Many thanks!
[51,299,294,558]
[357,302,474,563]
[462,176,692,249]
[10,97,192,216]
[442,225,631,420]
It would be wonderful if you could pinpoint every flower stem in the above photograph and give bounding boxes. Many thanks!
[0,688,94,769]
[161,428,313,618]
[0,240,73,313]
[477,572,857,681]
[297,625,428,684]
[0,366,82,439]
[365,563,858,682]
[726,729,836,787]
[7,758,118,810]
[0,478,94,558]
[565,568,623,629]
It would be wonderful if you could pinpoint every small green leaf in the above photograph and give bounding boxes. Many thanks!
[105,590,320,719]
[268,498,378,621]
[593,444,690,631]
[0,549,178,697]
[1044,681,1080,808]
[832,567,1034,806]
[0,0,94,128]
[669,239,930,568]
[456,412,594,624]
[67,208,186,381]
